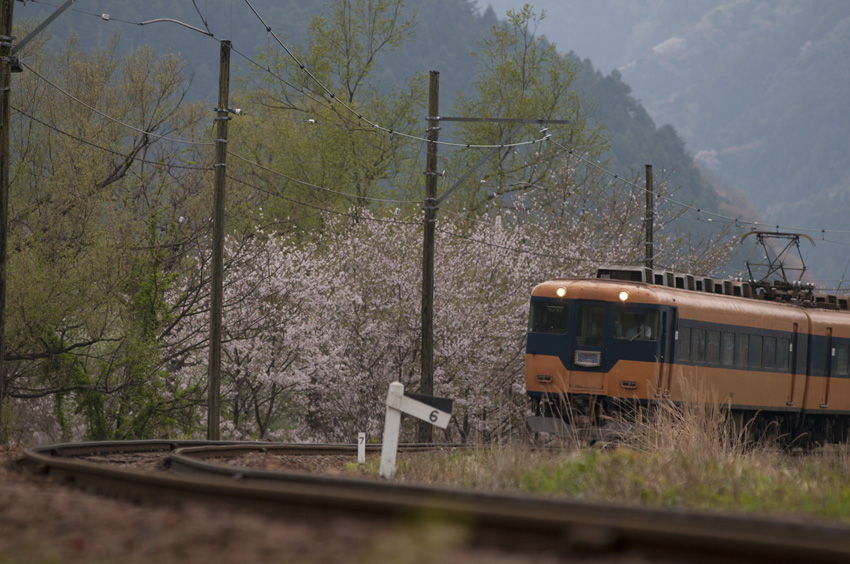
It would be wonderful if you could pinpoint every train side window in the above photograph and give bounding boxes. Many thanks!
[706,330,721,364]
[576,303,605,347]
[676,327,691,361]
[749,335,762,368]
[777,337,790,370]
[763,336,776,369]
[614,308,658,341]
[836,344,850,376]
[693,329,706,362]
[529,301,568,334]
[721,332,735,366]
[735,334,749,367]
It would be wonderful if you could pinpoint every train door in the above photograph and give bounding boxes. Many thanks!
[656,308,675,397]
[569,301,606,392]
[787,323,799,406]
[821,327,833,408]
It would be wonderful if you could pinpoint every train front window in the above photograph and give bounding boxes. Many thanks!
[576,303,605,347]
[613,308,659,342]
[529,301,568,334]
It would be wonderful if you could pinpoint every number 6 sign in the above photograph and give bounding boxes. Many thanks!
[379,381,453,478]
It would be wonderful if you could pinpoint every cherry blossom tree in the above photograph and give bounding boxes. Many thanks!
[162,162,733,443]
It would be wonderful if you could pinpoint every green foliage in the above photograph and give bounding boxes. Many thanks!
[4,0,736,442]
[233,0,426,230]
[448,4,607,213]
[5,30,209,441]
[377,446,850,525]
[510,445,850,522]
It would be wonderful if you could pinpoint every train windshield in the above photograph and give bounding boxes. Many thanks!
[529,301,568,334]
[576,303,605,347]
[613,308,659,342]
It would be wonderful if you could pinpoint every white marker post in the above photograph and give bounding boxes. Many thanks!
[357,432,366,464]
[379,381,453,479]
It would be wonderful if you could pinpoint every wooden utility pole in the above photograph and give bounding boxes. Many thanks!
[208,40,231,441]
[644,164,654,270]
[419,70,439,444]
[417,72,570,443]
[0,0,13,436]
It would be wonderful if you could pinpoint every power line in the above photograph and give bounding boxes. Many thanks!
[23,1,850,254]
[229,44,334,112]
[227,174,421,227]
[548,138,850,239]
[20,0,213,35]
[20,61,215,147]
[240,0,552,151]
[13,105,210,171]
[227,151,422,205]
[234,167,609,264]
[14,101,649,274]
[26,0,552,151]
[435,225,609,264]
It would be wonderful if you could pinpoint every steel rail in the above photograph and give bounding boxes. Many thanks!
[21,441,850,562]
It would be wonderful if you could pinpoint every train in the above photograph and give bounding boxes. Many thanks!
[525,265,850,443]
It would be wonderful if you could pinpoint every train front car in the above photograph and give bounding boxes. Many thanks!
[526,277,674,432]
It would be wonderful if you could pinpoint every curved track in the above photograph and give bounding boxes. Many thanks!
[20,441,850,562]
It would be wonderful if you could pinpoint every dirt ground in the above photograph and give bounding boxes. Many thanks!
[0,445,666,564]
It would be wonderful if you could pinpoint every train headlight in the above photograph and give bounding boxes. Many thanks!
[619,291,629,302]
[556,287,566,298]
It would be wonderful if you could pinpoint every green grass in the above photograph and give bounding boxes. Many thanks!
[364,394,850,525]
[375,445,850,524]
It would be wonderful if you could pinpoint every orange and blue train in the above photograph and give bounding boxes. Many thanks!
[525,266,850,443]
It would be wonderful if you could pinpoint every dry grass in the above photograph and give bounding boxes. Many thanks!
[351,386,850,525]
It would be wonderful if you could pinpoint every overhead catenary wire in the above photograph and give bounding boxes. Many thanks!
[13,105,210,171]
[229,173,603,263]
[435,225,597,263]
[20,61,215,147]
[549,138,850,239]
[240,0,551,150]
[25,0,550,151]
[227,174,421,227]
[229,43,336,112]
[9,105,771,279]
[18,1,850,249]
[227,151,423,206]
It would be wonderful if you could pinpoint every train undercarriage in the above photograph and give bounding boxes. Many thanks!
[528,393,850,446]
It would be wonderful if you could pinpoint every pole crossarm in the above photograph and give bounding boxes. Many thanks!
[12,0,76,55]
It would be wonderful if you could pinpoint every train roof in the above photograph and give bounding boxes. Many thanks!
[595,265,850,312]
[532,267,850,334]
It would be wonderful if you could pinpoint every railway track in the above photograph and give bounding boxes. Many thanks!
[19,440,850,562]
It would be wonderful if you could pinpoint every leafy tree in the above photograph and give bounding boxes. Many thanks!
[4,32,211,441]
[232,0,426,231]
[163,163,732,443]
[446,4,608,214]
[1,3,737,444]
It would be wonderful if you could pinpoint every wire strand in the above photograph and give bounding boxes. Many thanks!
[240,0,552,150]
[20,61,215,147]
[227,174,422,226]
[227,151,422,205]
[550,138,850,238]
[13,105,211,171]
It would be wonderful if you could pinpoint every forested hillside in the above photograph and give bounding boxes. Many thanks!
[16,0,726,223]
[486,0,850,284]
[622,1,850,284]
